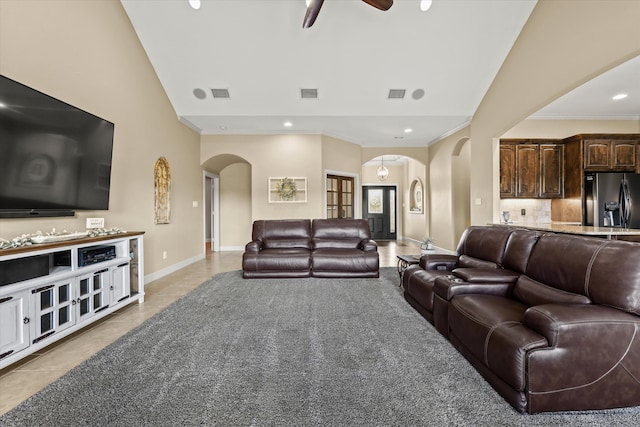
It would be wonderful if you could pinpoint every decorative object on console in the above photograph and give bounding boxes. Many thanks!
[154,157,171,224]
[0,227,126,250]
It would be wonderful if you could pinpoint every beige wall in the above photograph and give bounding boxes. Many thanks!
[427,128,471,250]
[219,163,252,249]
[201,135,324,242]
[0,0,203,278]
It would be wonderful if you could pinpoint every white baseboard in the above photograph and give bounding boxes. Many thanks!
[145,253,205,284]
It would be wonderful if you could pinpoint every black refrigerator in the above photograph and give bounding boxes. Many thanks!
[584,172,640,228]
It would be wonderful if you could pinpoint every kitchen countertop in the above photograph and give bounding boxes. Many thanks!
[491,222,640,238]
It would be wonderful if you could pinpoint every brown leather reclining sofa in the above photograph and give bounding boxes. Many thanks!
[242,218,379,278]
[403,225,640,413]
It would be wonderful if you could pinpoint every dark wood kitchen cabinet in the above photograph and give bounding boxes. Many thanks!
[584,139,637,171]
[540,144,564,198]
[499,144,516,198]
[515,144,540,198]
[500,140,563,199]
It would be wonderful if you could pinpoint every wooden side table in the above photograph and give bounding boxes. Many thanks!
[396,254,421,285]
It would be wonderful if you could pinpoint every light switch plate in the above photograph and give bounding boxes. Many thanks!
[86,218,105,229]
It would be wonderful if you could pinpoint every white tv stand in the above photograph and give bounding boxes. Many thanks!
[0,232,144,369]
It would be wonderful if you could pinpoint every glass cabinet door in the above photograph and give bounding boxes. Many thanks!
[31,280,75,344]
[77,269,110,323]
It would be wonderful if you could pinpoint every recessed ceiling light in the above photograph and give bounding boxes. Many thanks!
[188,0,201,10]
[284,121,293,127]
[612,93,628,100]
[404,128,413,133]
[420,0,433,12]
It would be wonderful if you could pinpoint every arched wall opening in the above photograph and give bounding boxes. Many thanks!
[202,154,252,251]
[361,153,429,246]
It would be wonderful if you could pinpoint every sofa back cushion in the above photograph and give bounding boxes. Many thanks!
[312,219,371,249]
[501,229,541,273]
[455,226,514,268]
[525,234,640,314]
[585,239,640,315]
[252,219,312,249]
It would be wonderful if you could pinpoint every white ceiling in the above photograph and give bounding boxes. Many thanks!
[120,0,639,148]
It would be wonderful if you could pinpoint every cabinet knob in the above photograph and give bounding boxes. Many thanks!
[23,317,30,324]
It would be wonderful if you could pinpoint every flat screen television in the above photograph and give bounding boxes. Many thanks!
[0,75,114,218]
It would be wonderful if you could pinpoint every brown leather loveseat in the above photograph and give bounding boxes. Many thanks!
[242,218,379,278]
[403,226,640,414]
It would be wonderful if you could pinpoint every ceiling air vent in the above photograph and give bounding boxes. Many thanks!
[301,88,318,99]
[211,88,230,99]
[388,89,406,99]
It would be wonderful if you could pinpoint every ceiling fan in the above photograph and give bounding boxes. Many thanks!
[303,0,394,28]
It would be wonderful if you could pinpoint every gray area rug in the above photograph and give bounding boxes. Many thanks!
[2,268,639,426]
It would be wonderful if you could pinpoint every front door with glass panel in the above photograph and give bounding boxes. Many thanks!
[363,186,397,240]
[327,175,354,219]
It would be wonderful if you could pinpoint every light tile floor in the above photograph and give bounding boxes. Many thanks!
[0,241,418,416]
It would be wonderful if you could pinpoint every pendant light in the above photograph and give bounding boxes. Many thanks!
[377,156,389,181]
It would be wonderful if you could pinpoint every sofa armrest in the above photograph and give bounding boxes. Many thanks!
[524,304,639,346]
[420,254,458,271]
[523,304,640,411]
[361,240,378,251]
[452,268,520,284]
[433,275,513,301]
[244,241,262,253]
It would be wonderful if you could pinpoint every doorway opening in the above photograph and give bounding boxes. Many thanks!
[204,172,219,253]
[362,185,397,240]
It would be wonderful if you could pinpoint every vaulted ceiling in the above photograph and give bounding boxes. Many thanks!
[121,0,639,148]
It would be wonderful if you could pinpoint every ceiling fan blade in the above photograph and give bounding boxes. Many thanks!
[362,0,393,11]
[303,0,325,28]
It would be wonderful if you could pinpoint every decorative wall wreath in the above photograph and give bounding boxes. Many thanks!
[276,177,297,201]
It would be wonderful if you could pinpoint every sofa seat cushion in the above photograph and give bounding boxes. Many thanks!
[242,248,311,272]
[311,248,379,274]
[449,294,548,391]
[403,268,450,313]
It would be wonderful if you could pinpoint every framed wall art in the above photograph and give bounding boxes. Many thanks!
[268,177,307,203]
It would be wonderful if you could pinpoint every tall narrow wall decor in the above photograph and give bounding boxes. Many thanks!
[154,156,171,224]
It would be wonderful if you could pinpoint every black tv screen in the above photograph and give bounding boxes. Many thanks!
[0,75,114,217]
